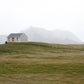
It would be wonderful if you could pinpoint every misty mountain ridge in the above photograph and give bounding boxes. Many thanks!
[0,27,82,44]
[0,35,7,44]
[21,27,82,44]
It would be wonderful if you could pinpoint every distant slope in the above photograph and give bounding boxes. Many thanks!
[0,35,7,44]
[22,27,81,44]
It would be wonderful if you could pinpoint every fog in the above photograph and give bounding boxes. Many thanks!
[0,0,84,41]
[0,27,82,44]
[21,27,82,44]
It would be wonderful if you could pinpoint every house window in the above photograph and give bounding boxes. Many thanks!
[12,37,14,42]
[8,37,10,39]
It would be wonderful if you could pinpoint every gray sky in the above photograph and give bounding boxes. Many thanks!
[0,0,84,41]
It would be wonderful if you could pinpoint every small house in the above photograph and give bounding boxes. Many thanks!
[7,33,28,43]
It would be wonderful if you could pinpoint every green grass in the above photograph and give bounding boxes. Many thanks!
[0,42,84,84]
[0,42,83,55]
[0,61,84,75]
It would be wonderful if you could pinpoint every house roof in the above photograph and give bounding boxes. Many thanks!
[8,33,24,38]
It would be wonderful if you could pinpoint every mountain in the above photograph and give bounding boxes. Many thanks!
[21,27,82,44]
[0,27,82,44]
[0,35,7,44]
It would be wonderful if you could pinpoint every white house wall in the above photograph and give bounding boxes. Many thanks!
[7,34,28,43]
[19,34,28,42]
[7,37,19,42]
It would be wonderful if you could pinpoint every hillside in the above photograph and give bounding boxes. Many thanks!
[0,42,84,84]
[0,42,84,55]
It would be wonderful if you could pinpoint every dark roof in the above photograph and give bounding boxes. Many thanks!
[8,33,24,38]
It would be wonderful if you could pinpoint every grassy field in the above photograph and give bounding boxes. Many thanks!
[0,42,84,84]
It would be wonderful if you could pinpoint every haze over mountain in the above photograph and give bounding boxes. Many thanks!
[0,27,82,44]
[21,27,82,44]
[0,35,7,44]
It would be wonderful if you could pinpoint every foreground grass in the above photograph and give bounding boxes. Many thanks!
[0,42,84,84]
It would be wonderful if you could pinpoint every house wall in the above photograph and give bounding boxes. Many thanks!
[19,34,28,42]
[7,34,28,43]
[7,37,19,42]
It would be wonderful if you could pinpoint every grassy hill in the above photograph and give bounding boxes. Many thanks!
[0,42,84,84]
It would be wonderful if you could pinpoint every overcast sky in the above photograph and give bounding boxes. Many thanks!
[0,0,84,41]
